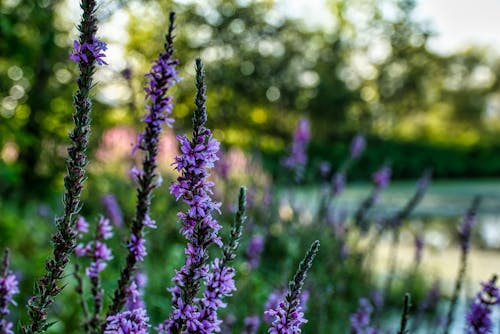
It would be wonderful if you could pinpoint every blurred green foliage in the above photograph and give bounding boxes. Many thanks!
[2,0,500,200]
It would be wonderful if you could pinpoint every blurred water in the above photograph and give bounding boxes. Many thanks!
[283,179,500,249]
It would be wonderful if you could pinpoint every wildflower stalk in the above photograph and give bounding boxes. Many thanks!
[266,240,320,333]
[443,195,481,334]
[22,0,104,332]
[222,187,247,267]
[354,165,392,232]
[397,293,411,334]
[158,58,222,333]
[107,12,178,317]
[364,170,431,268]
[317,134,365,221]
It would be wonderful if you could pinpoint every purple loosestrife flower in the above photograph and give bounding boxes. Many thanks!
[159,60,244,334]
[108,12,179,316]
[354,165,392,233]
[444,196,482,334]
[75,217,114,278]
[372,166,391,189]
[102,194,124,227]
[242,316,260,334]
[331,172,346,196]
[266,241,319,334]
[466,276,499,334]
[350,134,366,159]
[414,234,424,265]
[264,290,310,324]
[246,234,265,269]
[24,1,105,331]
[69,37,107,65]
[319,161,331,179]
[164,186,246,334]
[194,259,236,332]
[459,205,478,253]
[282,118,311,182]
[350,299,373,333]
[104,308,150,334]
[126,272,147,311]
[0,250,19,334]
[75,217,113,330]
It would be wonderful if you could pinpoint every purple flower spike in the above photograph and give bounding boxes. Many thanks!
[102,194,124,227]
[282,118,311,182]
[0,250,19,334]
[128,235,147,262]
[350,298,380,334]
[266,241,319,334]
[459,206,478,253]
[332,172,345,196]
[97,217,113,240]
[104,308,150,334]
[108,13,179,315]
[264,290,310,325]
[126,272,147,311]
[466,276,499,334]
[372,166,391,189]
[414,234,424,265]
[159,59,224,334]
[246,234,265,269]
[350,134,366,159]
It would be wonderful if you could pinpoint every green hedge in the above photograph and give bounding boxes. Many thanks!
[263,136,500,183]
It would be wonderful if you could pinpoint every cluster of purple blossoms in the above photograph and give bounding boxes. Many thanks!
[332,172,346,196]
[246,234,265,269]
[265,285,312,334]
[0,251,19,334]
[125,17,178,268]
[265,302,307,334]
[372,166,391,190]
[102,194,124,227]
[350,298,379,334]
[350,134,366,160]
[127,11,178,245]
[282,118,311,181]
[465,276,499,334]
[195,258,237,332]
[69,38,107,65]
[75,216,113,278]
[126,272,148,311]
[169,124,221,243]
[104,308,150,334]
